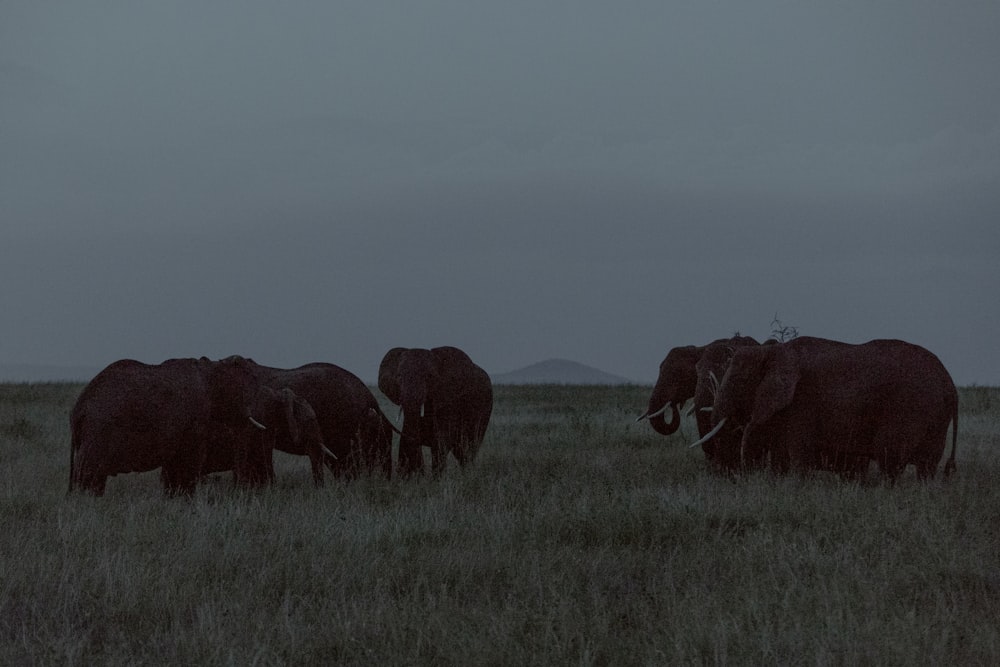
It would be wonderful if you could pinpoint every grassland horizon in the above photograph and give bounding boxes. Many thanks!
[1,382,998,664]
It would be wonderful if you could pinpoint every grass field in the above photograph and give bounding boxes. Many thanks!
[1,382,998,665]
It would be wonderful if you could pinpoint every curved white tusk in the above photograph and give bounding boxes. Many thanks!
[637,404,669,422]
[688,418,726,448]
[322,444,338,460]
[700,406,713,412]
[249,416,267,430]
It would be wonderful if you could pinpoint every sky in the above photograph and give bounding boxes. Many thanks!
[2,2,999,385]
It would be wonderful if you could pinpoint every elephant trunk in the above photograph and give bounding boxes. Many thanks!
[397,401,427,476]
[399,397,426,445]
[647,402,681,436]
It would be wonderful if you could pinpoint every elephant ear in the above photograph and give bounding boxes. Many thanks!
[750,348,800,426]
[251,385,281,430]
[378,348,407,405]
[279,387,300,444]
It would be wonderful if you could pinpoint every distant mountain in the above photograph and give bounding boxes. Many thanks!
[491,359,635,385]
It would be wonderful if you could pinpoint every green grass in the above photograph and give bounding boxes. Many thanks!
[1,383,998,665]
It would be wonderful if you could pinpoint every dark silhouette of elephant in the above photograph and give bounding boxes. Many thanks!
[250,362,396,480]
[378,346,493,476]
[637,336,760,468]
[202,385,329,487]
[693,336,958,480]
[69,355,265,496]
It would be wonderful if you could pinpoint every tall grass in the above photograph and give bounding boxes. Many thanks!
[1,382,998,664]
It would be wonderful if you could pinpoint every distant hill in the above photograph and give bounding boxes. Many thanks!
[491,359,635,385]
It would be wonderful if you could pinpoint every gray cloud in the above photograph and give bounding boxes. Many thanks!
[2,2,998,384]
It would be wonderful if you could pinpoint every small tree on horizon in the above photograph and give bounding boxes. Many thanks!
[769,314,799,343]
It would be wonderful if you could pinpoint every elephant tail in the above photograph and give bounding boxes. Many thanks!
[943,402,958,478]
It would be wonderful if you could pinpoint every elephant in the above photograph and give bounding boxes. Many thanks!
[636,335,760,468]
[692,336,959,480]
[69,355,266,496]
[201,385,328,487]
[250,362,397,480]
[378,346,493,476]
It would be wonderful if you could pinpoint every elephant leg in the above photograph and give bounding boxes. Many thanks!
[323,448,342,477]
[78,472,107,496]
[252,444,276,487]
[453,422,487,466]
[913,421,948,481]
[161,442,205,496]
[781,416,819,475]
[430,444,448,476]
[912,445,940,481]
[768,434,791,475]
[874,418,926,481]
[740,430,768,472]
[873,438,905,482]
[73,467,108,496]
[334,439,358,481]
[448,428,469,466]
[452,442,471,466]
[72,443,109,495]
[160,464,197,496]
[368,434,392,479]
[836,454,870,481]
[375,435,393,479]
[397,441,424,476]
[877,454,904,482]
[914,457,938,481]
[307,453,323,486]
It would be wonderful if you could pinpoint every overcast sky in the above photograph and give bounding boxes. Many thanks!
[3,2,998,384]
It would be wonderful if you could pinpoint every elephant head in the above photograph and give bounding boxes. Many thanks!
[378,346,493,476]
[712,345,793,431]
[273,387,327,486]
[692,338,825,470]
[232,386,327,487]
[205,355,269,429]
[638,346,702,435]
[638,336,759,438]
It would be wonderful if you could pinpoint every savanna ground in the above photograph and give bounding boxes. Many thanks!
[1,382,998,665]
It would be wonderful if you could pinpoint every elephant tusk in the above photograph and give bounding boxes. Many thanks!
[249,416,267,430]
[688,418,726,449]
[700,406,713,412]
[709,371,721,396]
[685,405,697,417]
[322,444,338,460]
[637,404,669,422]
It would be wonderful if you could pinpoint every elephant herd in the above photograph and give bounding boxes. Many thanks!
[68,347,494,496]
[638,335,959,480]
[68,335,959,496]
